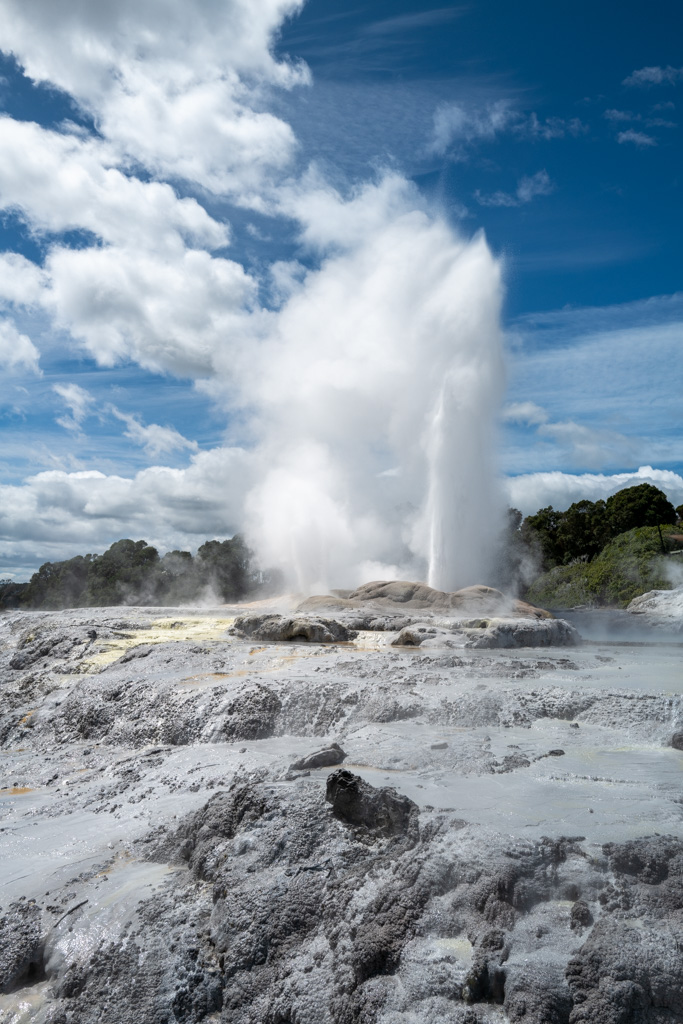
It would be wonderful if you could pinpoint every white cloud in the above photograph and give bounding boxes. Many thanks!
[429,103,587,158]
[0,446,255,577]
[45,244,261,377]
[53,382,94,431]
[0,318,41,373]
[110,407,199,457]
[536,420,637,469]
[506,467,683,517]
[0,252,47,307]
[0,117,228,251]
[513,113,587,140]
[0,0,310,196]
[429,100,515,156]
[604,108,636,122]
[617,128,657,147]
[475,169,554,208]
[623,66,683,87]
[501,402,548,426]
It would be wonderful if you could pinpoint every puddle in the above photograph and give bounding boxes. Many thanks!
[0,981,51,1024]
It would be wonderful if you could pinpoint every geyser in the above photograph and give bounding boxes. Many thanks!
[244,179,505,593]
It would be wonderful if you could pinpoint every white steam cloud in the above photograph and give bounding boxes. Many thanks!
[241,180,505,592]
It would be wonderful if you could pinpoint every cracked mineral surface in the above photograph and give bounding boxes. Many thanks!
[0,601,682,1023]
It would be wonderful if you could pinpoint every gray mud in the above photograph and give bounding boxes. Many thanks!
[1,605,682,1023]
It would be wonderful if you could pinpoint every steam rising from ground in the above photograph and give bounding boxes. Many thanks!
[243,180,505,593]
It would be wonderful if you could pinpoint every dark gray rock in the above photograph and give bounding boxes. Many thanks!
[0,900,43,993]
[670,730,683,750]
[290,742,346,771]
[325,769,419,838]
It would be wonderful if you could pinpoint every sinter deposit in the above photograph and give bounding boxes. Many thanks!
[1,585,682,1023]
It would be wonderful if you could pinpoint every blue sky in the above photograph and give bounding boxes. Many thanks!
[0,0,681,581]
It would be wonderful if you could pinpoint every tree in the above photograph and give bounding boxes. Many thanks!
[605,484,677,537]
[520,506,565,570]
[196,535,255,601]
[556,499,609,563]
[85,540,159,605]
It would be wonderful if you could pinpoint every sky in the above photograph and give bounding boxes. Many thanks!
[0,0,681,581]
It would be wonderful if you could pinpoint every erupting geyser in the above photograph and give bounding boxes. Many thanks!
[245,182,505,593]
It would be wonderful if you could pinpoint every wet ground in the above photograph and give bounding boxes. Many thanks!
[1,605,682,1023]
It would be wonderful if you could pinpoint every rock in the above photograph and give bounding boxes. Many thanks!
[430,741,448,750]
[465,618,580,649]
[670,731,683,751]
[570,899,593,931]
[290,743,346,771]
[325,769,419,838]
[231,614,357,643]
[627,585,683,631]
[390,625,437,647]
[0,900,43,993]
[299,580,553,619]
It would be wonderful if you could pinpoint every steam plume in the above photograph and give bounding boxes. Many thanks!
[243,179,505,593]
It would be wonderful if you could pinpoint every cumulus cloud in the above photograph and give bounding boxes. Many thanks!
[617,128,657,147]
[506,466,683,517]
[110,407,199,457]
[0,318,41,373]
[0,117,228,251]
[0,447,255,577]
[0,252,48,307]
[623,66,683,87]
[45,245,261,377]
[0,0,310,196]
[475,169,554,208]
[53,382,94,431]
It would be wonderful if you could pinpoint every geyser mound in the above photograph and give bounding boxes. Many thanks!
[244,183,505,595]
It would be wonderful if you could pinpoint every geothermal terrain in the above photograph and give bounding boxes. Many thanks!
[1,583,682,1024]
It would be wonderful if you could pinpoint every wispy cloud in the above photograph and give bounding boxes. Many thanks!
[604,108,636,122]
[430,103,587,158]
[501,401,548,426]
[429,100,515,156]
[110,407,199,458]
[475,169,555,208]
[623,65,683,87]
[513,113,587,140]
[617,128,657,147]
[53,382,94,432]
[362,7,465,36]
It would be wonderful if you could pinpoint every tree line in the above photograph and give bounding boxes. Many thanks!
[0,536,282,611]
[515,482,680,571]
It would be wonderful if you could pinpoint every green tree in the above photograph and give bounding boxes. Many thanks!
[605,483,677,537]
[556,499,609,563]
[196,535,254,601]
[85,540,159,605]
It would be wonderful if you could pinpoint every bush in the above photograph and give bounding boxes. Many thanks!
[525,525,682,609]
